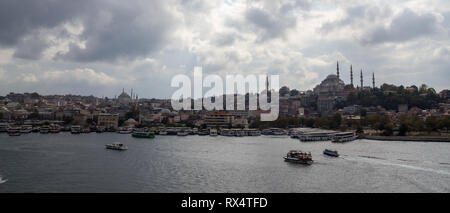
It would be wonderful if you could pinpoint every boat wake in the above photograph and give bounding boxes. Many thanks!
[343,156,450,176]
[0,177,7,184]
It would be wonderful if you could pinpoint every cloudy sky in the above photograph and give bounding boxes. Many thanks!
[0,0,449,98]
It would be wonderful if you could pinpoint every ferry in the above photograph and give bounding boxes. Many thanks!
[299,132,332,142]
[132,132,155,139]
[71,125,81,134]
[323,149,339,157]
[40,126,50,134]
[105,142,128,151]
[209,129,218,137]
[332,132,357,143]
[20,125,33,134]
[283,150,313,165]
[8,127,21,136]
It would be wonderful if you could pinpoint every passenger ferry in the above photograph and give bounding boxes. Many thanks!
[71,125,81,134]
[299,132,332,142]
[105,142,128,151]
[118,127,132,134]
[332,132,357,143]
[283,150,313,165]
[323,149,339,157]
[209,129,218,136]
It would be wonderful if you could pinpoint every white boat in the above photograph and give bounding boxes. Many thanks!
[177,131,189,136]
[118,127,132,134]
[40,126,50,134]
[283,150,313,165]
[159,130,168,135]
[71,125,81,134]
[332,132,357,143]
[209,129,218,136]
[299,132,332,142]
[20,125,33,133]
[105,142,128,150]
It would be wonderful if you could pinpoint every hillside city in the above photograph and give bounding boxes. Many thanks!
[1,63,449,137]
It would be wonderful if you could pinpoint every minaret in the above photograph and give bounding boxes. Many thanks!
[266,75,269,91]
[336,61,340,79]
[350,65,353,87]
[360,69,363,90]
[372,72,375,89]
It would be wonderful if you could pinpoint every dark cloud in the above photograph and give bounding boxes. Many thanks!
[362,9,441,44]
[0,0,177,62]
[245,7,296,41]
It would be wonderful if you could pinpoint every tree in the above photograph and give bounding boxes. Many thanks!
[279,86,290,97]
[398,123,409,136]
[383,123,394,136]
[289,89,300,96]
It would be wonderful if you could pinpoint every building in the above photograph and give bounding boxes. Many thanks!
[204,111,234,128]
[314,74,346,112]
[98,113,119,129]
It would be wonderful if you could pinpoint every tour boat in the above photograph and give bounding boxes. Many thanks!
[132,132,155,139]
[118,127,132,134]
[71,125,81,134]
[299,132,332,142]
[209,129,218,136]
[332,132,357,143]
[283,150,313,165]
[105,142,128,151]
[323,149,339,157]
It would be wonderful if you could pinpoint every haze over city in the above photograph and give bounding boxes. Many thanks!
[0,0,449,98]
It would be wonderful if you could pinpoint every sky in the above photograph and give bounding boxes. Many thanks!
[0,0,449,98]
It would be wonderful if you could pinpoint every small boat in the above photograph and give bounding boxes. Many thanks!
[332,132,357,143]
[8,127,21,136]
[323,149,339,157]
[71,125,81,134]
[40,126,50,134]
[177,131,189,136]
[198,129,209,136]
[209,129,218,136]
[0,176,7,184]
[132,132,155,139]
[20,125,32,133]
[105,142,128,151]
[283,150,313,165]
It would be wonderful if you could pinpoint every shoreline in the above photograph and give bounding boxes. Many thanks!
[362,135,450,142]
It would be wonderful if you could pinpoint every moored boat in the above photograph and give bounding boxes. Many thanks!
[198,129,209,136]
[7,127,21,136]
[332,132,357,143]
[209,129,218,136]
[132,132,155,138]
[177,131,189,136]
[71,125,81,134]
[20,125,33,133]
[40,126,50,134]
[323,149,339,157]
[283,150,313,165]
[105,142,128,151]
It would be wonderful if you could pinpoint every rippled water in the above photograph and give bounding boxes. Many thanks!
[0,132,449,192]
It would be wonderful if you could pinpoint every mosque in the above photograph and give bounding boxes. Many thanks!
[314,61,375,112]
